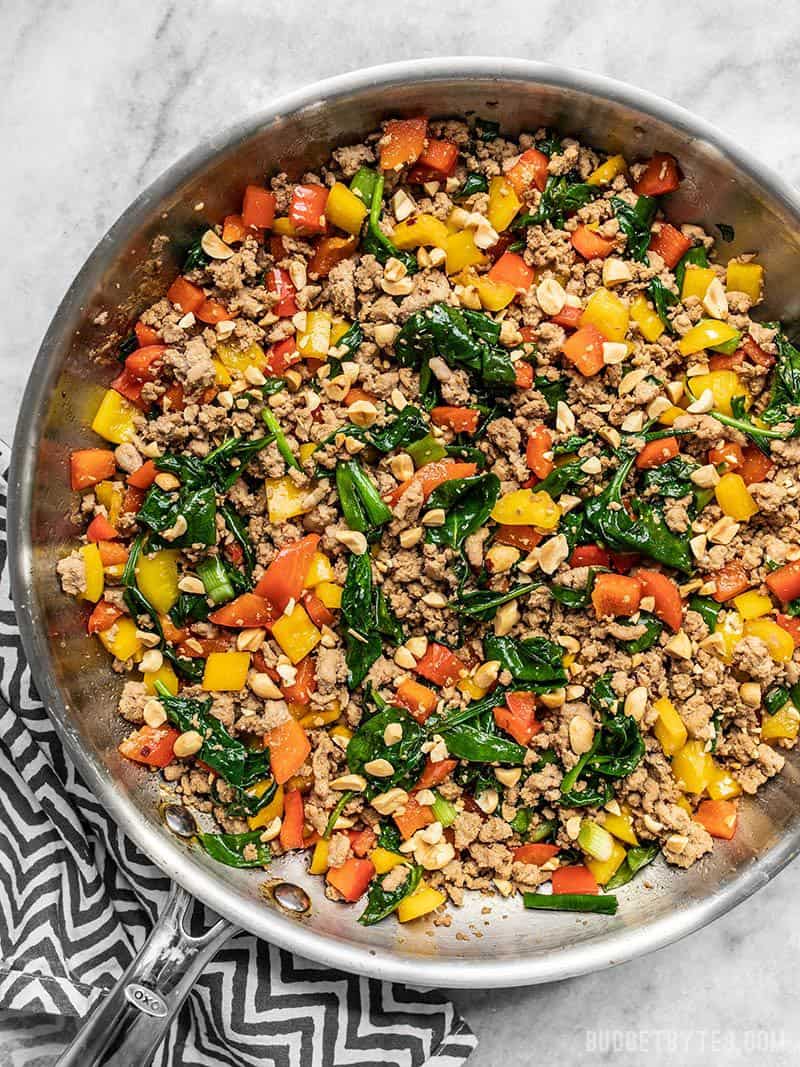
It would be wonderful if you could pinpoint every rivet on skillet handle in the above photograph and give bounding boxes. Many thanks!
[54,883,233,1067]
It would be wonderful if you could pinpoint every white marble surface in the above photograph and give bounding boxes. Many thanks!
[4,0,800,1063]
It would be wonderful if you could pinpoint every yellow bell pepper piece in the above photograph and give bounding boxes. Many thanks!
[653,696,687,756]
[315,581,342,609]
[733,590,772,620]
[272,217,297,237]
[397,881,446,922]
[329,724,353,744]
[744,618,794,663]
[135,549,179,615]
[706,762,742,800]
[587,154,627,186]
[216,341,268,375]
[761,703,800,741]
[714,614,744,664]
[678,319,741,357]
[586,839,627,886]
[298,443,317,465]
[143,662,178,696]
[579,288,629,342]
[329,320,352,347]
[325,182,368,235]
[444,230,488,275]
[248,782,284,830]
[266,476,314,524]
[458,676,489,701]
[297,310,332,360]
[675,794,694,816]
[91,390,138,445]
[95,481,123,526]
[212,359,232,387]
[202,651,251,691]
[672,740,714,794]
[79,544,104,603]
[630,293,664,342]
[475,275,517,312]
[308,838,330,875]
[658,404,685,426]
[726,260,763,303]
[491,488,561,529]
[271,604,321,664]
[392,213,450,250]
[689,370,749,417]
[601,811,639,846]
[370,848,408,874]
[298,706,341,729]
[681,266,716,301]
[303,551,335,588]
[98,617,142,662]
[715,472,758,521]
[487,176,522,232]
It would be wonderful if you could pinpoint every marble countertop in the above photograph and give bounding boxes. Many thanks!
[4,1,800,1063]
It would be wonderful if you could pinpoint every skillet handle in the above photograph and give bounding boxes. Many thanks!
[55,883,234,1067]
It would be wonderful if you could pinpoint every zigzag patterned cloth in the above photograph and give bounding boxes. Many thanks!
[0,445,476,1067]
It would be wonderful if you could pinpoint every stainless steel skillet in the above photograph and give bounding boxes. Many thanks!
[10,57,800,1066]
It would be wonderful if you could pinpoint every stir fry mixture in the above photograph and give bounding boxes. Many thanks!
[59,115,800,925]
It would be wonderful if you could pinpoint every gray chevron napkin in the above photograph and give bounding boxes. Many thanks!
[0,444,476,1067]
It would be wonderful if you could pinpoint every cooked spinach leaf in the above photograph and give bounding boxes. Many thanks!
[514,176,599,230]
[534,375,567,412]
[584,448,693,573]
[453,582,535,621]
[619,611,663,653]
[760,331,800,435]
[261,377,286,397]
[346,705,426,793]
[483,634,568,692]
[341,553,402,688]
[612,195,657,261]
[376,819,402,852]
[641,456,697,501]
[456,172,489,199]
[443,722,526,764]
[474,118,500,142]
[137,483,217,549]
[425,472,500,550]
[336,460,392,533]
[538,130,562,157]
[535,458,590,498]
[396,303,515,390]
[347,404,430,453]
[118,332,138,362]
[358,169,418,274]
[688,594,722,630]
[710,394,785,451]
[197,830,271,869]
[219,504,255,578]
[183,235,210,272]
[359,864,423,925]
[648,277,678,333]
[552,434,592,456]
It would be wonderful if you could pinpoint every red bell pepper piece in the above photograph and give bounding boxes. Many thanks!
[551,865,599,895]
[708,442,744,470]
[487,251,535,291]
[494,525,543,552]
[694,799,738,840]
[609,552,640,574]
[506,148,549,194]
[379,118,427,171]
[569,544,611,569]
[110,367,148,409]
[265,268,298,317]
[302,591,336,629]
[222,214,247,244]
[635,436,679,469]
[289,184,329,234]
[254,533,320,614]
[591,573,643,619]
[393,796,435,840]
[776,614,800,648]
[395,679,439,724]
[740,445,774,486]
[525,425,554,479]
[308,236,358,278]
[242,185,276,230]
[713,562,751,603]
[265,337,300,376]
[280,655,317,706]
[86,514,119,542]
[514,361,534,389]
[430,406,480,433]
[326,857,376,902]
[407,138,459,181]
[166,276,205,314]
[648,223,692,268]
[766,561,800,605]
[119,725,179,768]
[738,335,775,369]
[349,827,378,858]
[415,757,458,791]
[561,324,606,376]
[634,153,681,196]
[209,592,274,628]
[126,459,158,489]
[415,643,466,687]
[494,692,541,746]
[87,599,123,635]
[280,790,306,850]
[70,449,116,491]
[97,541,129,567]
[121,485,146,516]
[266,718,311,786]
[125,345,166,381]
[196,299,234,325]
[389,460,477,506]
[135,321,161,347]
[571,225,615,260]
[512,843,559,866]
[550,304,583,330]
[635,569,683,631]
